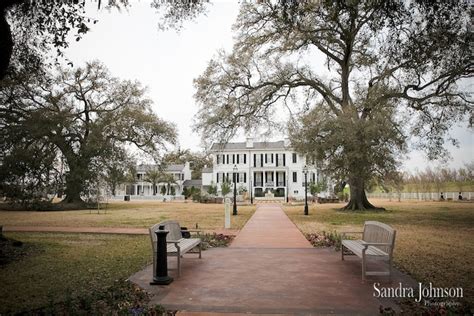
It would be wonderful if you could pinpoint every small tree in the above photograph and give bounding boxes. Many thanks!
[160,185,166,195]
[207,181,217,196]
[310,182,322,199]
[456,167,468,193]
[221,180,231,197]
[182,186,189,199]
[384,171,404,202]
[144,169,161,196]
[158,173,177,195]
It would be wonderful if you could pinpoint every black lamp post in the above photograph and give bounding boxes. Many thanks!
[303,165,309,216]
[250,179,254,204]
[233,164,238,215]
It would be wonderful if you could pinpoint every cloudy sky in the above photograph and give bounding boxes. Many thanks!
[64,1,473,172]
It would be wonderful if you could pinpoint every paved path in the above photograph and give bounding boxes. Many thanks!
[130,204,416,315]
[230,204,312,248]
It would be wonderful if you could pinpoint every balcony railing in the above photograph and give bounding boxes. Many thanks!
[254,181,263,187]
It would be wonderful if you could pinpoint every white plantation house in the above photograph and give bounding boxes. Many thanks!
[117,162,192,197]
[203,138,325,200]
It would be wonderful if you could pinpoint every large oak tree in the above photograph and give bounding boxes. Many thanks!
[194,0,473,210]
[0,61,176,204]
[0,0,208,79]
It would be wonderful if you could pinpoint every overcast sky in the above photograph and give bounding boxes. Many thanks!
[64,1,473,172]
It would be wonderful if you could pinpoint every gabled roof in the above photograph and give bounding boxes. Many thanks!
[183,179,202,187]
[137,164,185,173]
[210,140,287,151]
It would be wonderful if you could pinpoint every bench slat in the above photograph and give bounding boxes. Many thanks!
[166,238,201,254]
[342,240,389,257]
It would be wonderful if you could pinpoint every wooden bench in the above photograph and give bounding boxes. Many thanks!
[341,221,396,280]
[149,220,202,277]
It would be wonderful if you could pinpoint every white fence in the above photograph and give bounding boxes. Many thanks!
[110,195,185,201]
[366,191,474,201]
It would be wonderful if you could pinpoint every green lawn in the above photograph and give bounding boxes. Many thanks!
[284,199,474,306]
[0,233,151,314]
[0,201,256,231]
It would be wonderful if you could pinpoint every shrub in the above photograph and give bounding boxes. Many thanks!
[306,231,342,250]
[199,233,235,249]
[221,180,231,197]
[19,280,171,315]
[192,191,202,202]
[207,182,217,196]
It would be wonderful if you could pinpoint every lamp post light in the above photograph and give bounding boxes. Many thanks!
[233,164,238,215]
[303,165,309,216]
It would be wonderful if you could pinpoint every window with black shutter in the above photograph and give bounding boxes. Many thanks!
[292,153,297,163]
[283,154,286,166]
[293,172,297,183]
[244,154,247,164]
[271,154,274,163]
[265,154,267,164]
[276,154,279,167]
[244,173,247,183]
[253,154,256,167]
[260,154,264,167]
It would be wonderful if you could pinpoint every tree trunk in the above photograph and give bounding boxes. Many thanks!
[62,161,88,204]
[0,1,23,79]
[342,177,385,211]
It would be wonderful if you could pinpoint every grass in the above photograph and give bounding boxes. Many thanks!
[0,201,256,231]
[0,202,255,313]
[284,199,474,306]
[0,232,151,314]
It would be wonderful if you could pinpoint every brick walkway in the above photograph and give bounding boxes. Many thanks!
[129,204,416,315]
[230,204,312,248]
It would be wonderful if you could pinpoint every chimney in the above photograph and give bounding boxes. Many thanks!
[284,137,290,147]
[246,137,254,148]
